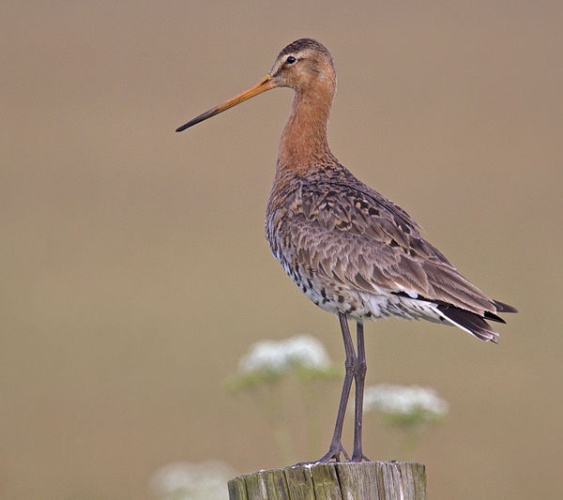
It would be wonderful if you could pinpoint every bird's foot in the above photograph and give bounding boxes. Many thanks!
[315,444,351,464]
[294,444,350,466]
[350,452,371,463]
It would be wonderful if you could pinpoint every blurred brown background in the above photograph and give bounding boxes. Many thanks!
[2,1,562,498]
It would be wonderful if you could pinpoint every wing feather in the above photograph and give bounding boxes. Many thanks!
[295,176,513,317]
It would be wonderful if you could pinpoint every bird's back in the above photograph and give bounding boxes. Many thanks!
[266,161,516,342]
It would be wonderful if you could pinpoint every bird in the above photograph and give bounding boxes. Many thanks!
[176,38,517,463]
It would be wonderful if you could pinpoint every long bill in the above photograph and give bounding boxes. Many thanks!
[176,74,277,132]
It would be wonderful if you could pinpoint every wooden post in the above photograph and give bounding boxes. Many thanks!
[228,461,426,499]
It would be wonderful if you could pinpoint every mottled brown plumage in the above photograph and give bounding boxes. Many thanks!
[176,38,517,463]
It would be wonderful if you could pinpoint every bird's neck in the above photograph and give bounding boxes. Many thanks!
[276,87,336,176]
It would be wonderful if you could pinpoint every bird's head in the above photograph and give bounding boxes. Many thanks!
[176,38,335,133]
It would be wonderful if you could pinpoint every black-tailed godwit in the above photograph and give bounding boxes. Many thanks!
[176,38,517,463]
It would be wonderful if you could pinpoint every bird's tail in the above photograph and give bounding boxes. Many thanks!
[436,301,517,344]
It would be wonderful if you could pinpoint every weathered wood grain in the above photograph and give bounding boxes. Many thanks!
[228,461,426,500]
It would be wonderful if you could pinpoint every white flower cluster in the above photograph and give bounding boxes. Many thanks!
[150,461,234,500]
[364,383,449,418]
[238,335,331,374]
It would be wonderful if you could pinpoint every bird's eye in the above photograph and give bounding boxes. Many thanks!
[286,56,297,65]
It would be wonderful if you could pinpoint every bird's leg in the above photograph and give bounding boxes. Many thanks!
[352,321,370,462]
[317,312,356,463]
